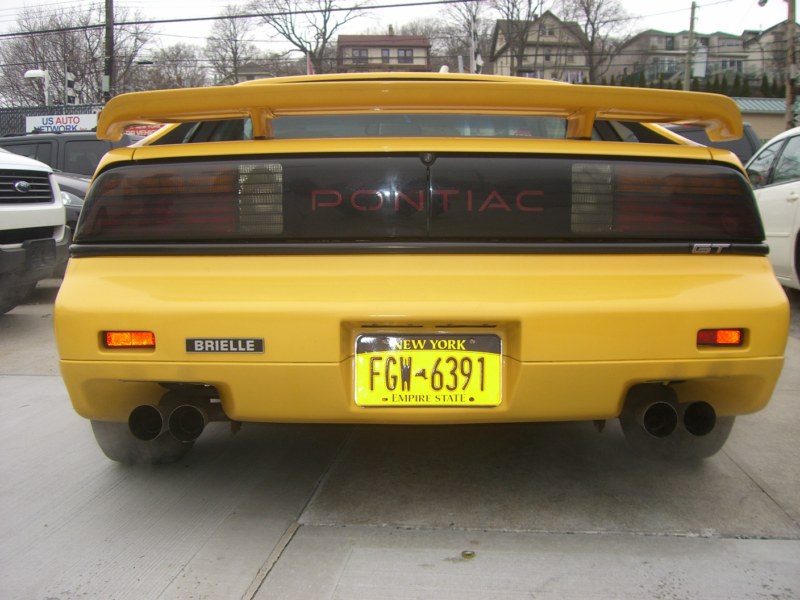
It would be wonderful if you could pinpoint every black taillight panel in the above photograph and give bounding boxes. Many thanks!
[75,155,764,244]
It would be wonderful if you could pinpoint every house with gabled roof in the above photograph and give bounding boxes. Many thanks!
[489,11,588,83]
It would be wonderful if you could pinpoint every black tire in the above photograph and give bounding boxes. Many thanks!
[91,420,193,465]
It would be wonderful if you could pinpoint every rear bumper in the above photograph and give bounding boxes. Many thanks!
[60,355,785,423]
[54,253,790,424]
[0,231,69,280]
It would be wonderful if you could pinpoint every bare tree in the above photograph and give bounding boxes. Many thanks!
[249,0,370,74]
[142,43,209,90]
[396,15,491,74]
[490,0,545,75]
[559,0,634,84]
[0,5,153,105]
[440,1,493,73]
[206,5,260,84]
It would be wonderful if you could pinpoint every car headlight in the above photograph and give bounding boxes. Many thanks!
[61,190,84,206]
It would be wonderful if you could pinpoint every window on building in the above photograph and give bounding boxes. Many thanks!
[352,48,368,64]
[544,49,552,62]
[398,49,413,64]
[666,36,675,50]
[381,49,390,63]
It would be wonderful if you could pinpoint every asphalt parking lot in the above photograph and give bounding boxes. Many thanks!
[1,281,798,599]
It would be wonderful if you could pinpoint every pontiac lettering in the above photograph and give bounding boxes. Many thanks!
[311,188,545,213]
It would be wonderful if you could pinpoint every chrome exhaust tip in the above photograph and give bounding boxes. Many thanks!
[683,401,716,437]
[168,405,207,443]
[638,400,679,438]
[128,405,166,441]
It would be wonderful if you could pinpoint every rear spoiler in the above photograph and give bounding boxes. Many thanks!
[96,74,742,143]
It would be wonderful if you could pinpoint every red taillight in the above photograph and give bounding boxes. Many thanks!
[104,331,156,349]
[79,161,285,241]
[697,329,744,347]
[613,165,760,238]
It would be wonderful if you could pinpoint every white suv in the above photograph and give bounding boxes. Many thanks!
[0,148,69,314]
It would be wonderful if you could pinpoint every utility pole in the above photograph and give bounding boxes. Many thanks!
[787,0,796,129]
[683,1,696,90]
[103,0,114,102]
[760,0,797,128]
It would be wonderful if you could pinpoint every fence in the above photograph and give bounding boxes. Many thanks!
[0,103,104,137]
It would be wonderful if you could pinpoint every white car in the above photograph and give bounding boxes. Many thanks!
[0,148,69,314]
[745,126,800,290]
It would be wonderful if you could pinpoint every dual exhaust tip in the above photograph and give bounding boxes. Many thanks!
[130,388,718,447]
[638,399,717,439]
[129,404,208,443]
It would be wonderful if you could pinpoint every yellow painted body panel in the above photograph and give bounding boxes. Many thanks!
[92,137,744,182]
[55,254,788,424]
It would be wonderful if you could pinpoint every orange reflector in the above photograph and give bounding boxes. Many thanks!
[697,329,743,347]
[104,331,156,349]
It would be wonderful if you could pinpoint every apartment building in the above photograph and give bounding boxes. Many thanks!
[337,34,431,73]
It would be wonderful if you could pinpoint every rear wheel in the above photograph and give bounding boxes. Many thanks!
[91,420,193,465]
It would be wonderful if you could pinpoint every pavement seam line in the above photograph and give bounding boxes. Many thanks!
[300,427,357,517]
[240,428,355,599]
[723,447,800,532]
[241,520,301,600]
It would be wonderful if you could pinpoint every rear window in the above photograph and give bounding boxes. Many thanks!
[0,142,53,167]
[271,114,568,139]
[63,139,113,175]
[159,116,569,143]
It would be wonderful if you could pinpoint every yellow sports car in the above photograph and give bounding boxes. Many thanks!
[54,73,789,464]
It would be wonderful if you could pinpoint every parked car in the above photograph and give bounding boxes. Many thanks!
[0,131,142,177]
[0,148,69,313]
[663,122,763,163]
[54,74,788,464]
[745,126,800,290]
[0,132,140,236]
[52,172,90,233]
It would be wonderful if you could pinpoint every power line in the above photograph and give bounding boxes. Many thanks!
[0,0,469,39]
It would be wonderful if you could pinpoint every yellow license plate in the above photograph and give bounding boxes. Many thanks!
[355,334,502,407]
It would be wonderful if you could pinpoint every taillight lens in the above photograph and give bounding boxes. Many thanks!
[104,331,156,349]
[573,163,763,239]
[78,161,284,241]
[697,329,744,347]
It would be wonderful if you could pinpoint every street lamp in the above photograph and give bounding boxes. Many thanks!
[24,69,50,106]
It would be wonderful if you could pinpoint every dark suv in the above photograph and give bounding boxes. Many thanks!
[663,122,763,163]
[0,131,141,176]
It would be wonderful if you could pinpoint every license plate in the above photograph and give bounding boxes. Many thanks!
[355,334,502,407]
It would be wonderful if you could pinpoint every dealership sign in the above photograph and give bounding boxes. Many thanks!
[26,113,98,133]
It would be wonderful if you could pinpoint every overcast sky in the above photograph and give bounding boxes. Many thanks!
[0,0,792,46]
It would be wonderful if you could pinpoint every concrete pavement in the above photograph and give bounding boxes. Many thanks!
[0,281,797,599]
